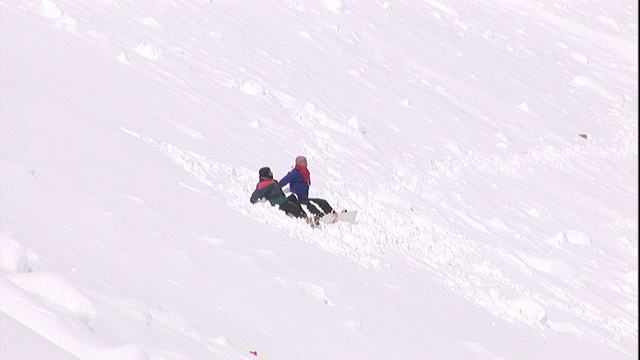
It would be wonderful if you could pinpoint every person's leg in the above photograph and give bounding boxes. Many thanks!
[298,198,322,216]
[279,200,307,219]
[286,194,311,216]
[308,198,334,214]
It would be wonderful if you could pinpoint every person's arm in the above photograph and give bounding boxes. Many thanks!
[278,171,294,188]
[250,187,265,203]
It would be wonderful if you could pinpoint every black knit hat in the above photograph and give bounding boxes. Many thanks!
[259,167,272,179]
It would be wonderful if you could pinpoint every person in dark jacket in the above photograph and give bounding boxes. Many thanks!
[278,156,336,216]
[250,167,313,222]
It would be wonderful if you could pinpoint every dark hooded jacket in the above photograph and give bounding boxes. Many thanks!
[250,167,287,205]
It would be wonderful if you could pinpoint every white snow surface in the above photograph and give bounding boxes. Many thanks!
[1,0,638,359]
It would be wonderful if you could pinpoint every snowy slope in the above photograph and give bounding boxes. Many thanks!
[1,1,637,359]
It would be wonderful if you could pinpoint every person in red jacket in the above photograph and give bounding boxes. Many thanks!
[278,156,336,217]
[250,167,320,226]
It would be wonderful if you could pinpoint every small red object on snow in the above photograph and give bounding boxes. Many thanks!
[250,351,258,356]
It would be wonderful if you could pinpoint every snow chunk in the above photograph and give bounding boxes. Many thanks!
[134,42,165,61]
[7,272,97,323]
[42,0,63,18]
[523,256,579,278]
[565,230,592,246]
[296,282,335,305]
[527,207,553,219]
[570,52,589,64]
[0,233,29,273]
[571,75,622,102]
[506,296,548,324]
[342,320,363,331]
[238,80,265,95]
[299,30,313,40]
[118,52,129,64]
[347,115,366,134]
[327,0,349,14]
[140,17,164,29]
[517,101,533,113]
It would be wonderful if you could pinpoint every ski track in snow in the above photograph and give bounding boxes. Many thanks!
[120,99,637,347]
